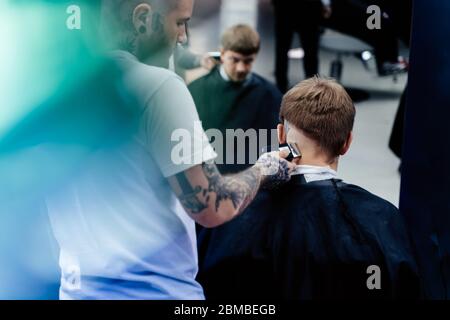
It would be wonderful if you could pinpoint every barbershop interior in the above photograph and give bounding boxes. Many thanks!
[1,0,450,301]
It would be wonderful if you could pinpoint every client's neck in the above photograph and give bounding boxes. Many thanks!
[293,153,339,172]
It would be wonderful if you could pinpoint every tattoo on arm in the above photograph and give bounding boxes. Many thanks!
[174,161,262,215]
[202,161,261,212]
[174,171,208,214]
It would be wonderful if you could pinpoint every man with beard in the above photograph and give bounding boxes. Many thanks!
[45,0,295,300]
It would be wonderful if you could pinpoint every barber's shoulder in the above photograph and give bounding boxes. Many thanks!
[137,63,183,87]
[124,65,187,106]
[111,51,181,87]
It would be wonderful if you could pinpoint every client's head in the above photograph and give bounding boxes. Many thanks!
[220,24,260,82]
[278,76,356,170]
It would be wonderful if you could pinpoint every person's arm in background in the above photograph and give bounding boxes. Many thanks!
[175,44,217,71]
[168,151,294,228]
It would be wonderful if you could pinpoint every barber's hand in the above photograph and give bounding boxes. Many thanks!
[200,54,218,71]
[322,5,332,19]
[255,150,296,189]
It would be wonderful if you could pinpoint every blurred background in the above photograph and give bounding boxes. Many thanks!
[187,0,409,206]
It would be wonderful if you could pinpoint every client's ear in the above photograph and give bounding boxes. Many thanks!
[277,123,286,144]
[340,132,353,156]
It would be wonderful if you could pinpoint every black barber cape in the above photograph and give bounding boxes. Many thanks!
[188,66,282,174]
[197,175,421,299]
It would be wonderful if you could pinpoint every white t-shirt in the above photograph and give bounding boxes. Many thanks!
[46,51,217,300]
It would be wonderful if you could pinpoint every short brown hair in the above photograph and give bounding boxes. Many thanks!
[221,24,261,55]
[280,77,355,157]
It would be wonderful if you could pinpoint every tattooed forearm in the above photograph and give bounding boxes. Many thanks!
[202,161,262,213]
[174,171,208,214]
[172,152,293,221]
[173,161,262,216]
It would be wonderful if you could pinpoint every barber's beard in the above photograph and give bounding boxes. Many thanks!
[138,30,175,69]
